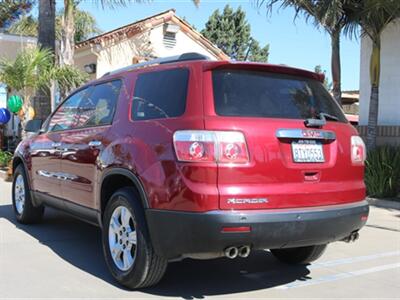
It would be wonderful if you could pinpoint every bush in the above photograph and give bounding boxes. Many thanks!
[365,146,400,198]
[0,151,13,168]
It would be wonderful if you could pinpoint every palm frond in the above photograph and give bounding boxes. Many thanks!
[7,15,38,36]
[0,47,87,103]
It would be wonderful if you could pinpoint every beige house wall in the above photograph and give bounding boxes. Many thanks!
[0,34,37,61]
[75,24,222,78]
[74,49,97,81]
[149,24,220,59]
[94,31,152,78]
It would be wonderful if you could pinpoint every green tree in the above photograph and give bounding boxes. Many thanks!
[314,65,332,90]
[0,0,32,28]
[8,9,102,43]
[0,47,87,126]
[31,0,199,121]
[201,5,269,62]
[345,0,400,149]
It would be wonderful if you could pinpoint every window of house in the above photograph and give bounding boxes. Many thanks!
[131,68,189,121]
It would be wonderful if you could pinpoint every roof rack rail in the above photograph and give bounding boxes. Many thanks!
[103,52,210,77]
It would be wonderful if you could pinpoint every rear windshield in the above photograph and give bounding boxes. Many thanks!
[212,69,347,122]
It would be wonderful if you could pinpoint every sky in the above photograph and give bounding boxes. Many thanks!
[77,0,360,90]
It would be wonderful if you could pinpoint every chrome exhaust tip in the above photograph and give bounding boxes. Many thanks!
[351,231,360,242]
[342,231,360,243]
[238,245,251,258]
[224,246,239,259]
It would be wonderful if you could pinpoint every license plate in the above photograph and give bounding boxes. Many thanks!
[291,141,325,163]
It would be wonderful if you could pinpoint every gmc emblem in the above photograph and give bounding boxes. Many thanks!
[302,130,323,138]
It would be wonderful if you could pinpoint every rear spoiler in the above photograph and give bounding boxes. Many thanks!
[202,61,325,83]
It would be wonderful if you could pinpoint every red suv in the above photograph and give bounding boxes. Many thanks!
[12,53,369,289]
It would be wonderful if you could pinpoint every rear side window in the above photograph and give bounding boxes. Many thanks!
[212,69,347,122]
[132,68,189,120]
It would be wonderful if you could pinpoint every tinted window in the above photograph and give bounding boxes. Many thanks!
[132,68,189,120]
[48,88,89,132]
[48,80,121,132]
[83,80,122,127]
[212,70,347,122]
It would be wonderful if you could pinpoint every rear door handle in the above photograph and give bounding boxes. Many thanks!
[88,140,102,147]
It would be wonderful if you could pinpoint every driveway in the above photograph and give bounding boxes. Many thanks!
[0,180,399,299]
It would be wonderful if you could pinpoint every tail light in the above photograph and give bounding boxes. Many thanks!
[351,136,366,165]
[173,130,249,164]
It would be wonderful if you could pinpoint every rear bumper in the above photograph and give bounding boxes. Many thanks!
[145,200,369,259]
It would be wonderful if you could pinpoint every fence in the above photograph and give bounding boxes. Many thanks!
[357,126,400,146]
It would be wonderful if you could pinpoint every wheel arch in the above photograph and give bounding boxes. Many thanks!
[12,155,31,187]
[99,168,149,219]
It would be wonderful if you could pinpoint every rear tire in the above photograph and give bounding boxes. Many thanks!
[270,244,327,264]
[102,187,168,289]
[12,164,44,224]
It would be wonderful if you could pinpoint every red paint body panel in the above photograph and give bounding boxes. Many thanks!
[202,69,365,210]
[16,59,365,214]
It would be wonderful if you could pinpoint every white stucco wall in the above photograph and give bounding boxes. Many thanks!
[76,24,220,78]
[359,21,400,126]
[148,24,218,59]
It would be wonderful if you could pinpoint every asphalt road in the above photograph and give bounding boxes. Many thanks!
[0,180,399,299]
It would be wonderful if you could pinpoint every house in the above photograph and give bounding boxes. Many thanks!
[358,20,400,146]
[342,90,359,115]
[0,32,37,108]
[0,32,36,148]
[74,9,229,80]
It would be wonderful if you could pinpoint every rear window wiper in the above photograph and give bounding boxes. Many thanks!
[319,112,339,121]
[304,112,338,128]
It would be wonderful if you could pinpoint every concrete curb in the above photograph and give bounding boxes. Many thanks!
[367,197,400,210]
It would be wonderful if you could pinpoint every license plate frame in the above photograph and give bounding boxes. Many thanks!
[291,140,325,163]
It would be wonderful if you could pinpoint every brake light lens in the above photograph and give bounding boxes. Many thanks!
[216,131,249,164]
[173,130,249,164]
[351,136,366,165]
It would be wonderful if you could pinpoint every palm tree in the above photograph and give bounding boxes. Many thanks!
[36,0,56,120]
[8,15,37,36]
[0,47,88,126]
[8,9,101,43]
[257,0,355,106]
[32,0,200,120]
[60,0,76,66]
[345,0,400,149]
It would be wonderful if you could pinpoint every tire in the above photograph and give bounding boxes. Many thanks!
[102,187,168,289]
[270,244,327,264]
[12,164,44,224]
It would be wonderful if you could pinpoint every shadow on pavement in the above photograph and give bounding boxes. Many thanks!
[0,203,311,298]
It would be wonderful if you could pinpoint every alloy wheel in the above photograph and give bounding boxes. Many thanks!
[108,205,137,271]
[14,174,25,215]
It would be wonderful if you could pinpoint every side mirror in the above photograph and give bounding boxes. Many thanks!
[24,119,43,133]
